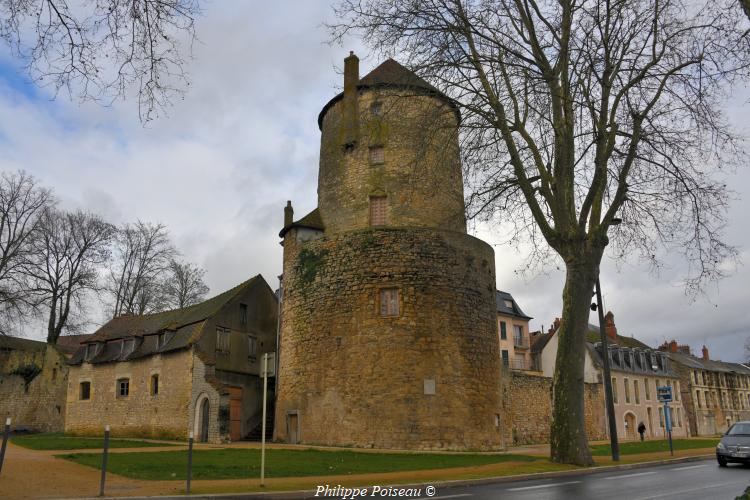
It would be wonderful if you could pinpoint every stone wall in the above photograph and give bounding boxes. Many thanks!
[0,343,68,432]
[276,227,503,451]
[65,348,195,439]
[502,371,606,445]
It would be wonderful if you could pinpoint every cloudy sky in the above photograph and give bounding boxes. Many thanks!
[1,2,748,362]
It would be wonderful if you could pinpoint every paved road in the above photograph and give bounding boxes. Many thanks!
[91,459,749,500]
[429,459,749,500]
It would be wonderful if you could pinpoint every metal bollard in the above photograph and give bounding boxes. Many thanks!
[0,417,10,475]
[99,425,110,497]
[186,431,194,495]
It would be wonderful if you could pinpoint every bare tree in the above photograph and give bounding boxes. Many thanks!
[331,0,749,464]
[0,0,202,122]
[106,221,176,316]
[0,171,52,334]
[24,208,114,344]
[162,259,209,309]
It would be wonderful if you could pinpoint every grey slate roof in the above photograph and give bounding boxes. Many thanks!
[588,341,679,378]
[68,275,269,366]
[496,290,532,320]
[279,208,325,238]
[0,335,48,353]
[666,351,750,375]
[317,58,460,130]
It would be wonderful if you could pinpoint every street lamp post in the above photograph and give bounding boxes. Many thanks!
[595,277,620,461]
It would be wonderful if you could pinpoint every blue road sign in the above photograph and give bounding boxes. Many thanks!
[657,385,673,402]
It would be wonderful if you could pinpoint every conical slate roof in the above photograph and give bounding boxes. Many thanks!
[358,59,442,94]
[317,58,457,129]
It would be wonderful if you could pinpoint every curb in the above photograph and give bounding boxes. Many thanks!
[73,453,714,500]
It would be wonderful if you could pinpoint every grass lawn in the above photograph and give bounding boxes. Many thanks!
[12,433,177,450]
[591,438,718,456]
[59,448,540,480]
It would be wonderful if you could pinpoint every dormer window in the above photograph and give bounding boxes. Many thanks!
[504,300,513,309]
[85,343,100,360]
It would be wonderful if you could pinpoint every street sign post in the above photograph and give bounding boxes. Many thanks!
[260,352,276,487]
[657,386,674,456]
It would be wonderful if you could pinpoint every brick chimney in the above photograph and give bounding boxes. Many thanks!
[284,200,294,227]
[548,317,561,334]
[669,340,678,353]
[342,51,360,148]
[604,311,617,340]
[702,345,709,361]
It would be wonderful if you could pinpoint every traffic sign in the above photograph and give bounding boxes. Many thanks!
[657,385,673,402]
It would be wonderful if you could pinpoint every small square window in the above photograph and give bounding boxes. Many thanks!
[423,378,436,395]
[370,196,388,226]
[216,328,231,353]
[80,381,91,400]
[117,378,129,397]
[369,146,385,165]
[151,374,159,396]
[379,288,399,316]
[370,101,383,116]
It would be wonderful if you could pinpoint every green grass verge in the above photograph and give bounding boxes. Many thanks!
[591,438,718,456]
[58,448,539,480]
[12,433,176,450]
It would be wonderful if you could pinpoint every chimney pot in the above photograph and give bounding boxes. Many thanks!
[604,311,617,340]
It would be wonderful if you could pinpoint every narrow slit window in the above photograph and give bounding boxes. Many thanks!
[379,288,399,317]
[370,196,388,226]
[80,381,91,400]
[151,374,159,396]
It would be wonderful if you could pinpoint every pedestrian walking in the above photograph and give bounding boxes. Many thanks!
[638,421,646,442]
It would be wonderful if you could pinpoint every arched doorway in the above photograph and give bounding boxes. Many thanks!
[624,412,636,440]
[194,394,210,443]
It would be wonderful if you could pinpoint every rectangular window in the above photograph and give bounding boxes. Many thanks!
[513,325,524,347]
[705,391,711,407]
[674,380,679,401]
[369,196,388,226]
[248,335,258,358]
[612,378,618,404]
[500,321,507,340]
[151,374,159,396]
[216,328,231,353]
[694,371,699,384]
[379,288,399,317]
[501,350,509,368]
[79,381,91,400]
[645,379,651,400]
[634,380,640,404]
[659,407,665,428]
[240,303,248,327]
[624,378,631,404]
[117,378,129,397]
[696,390,702,408]
[369,146,385,165]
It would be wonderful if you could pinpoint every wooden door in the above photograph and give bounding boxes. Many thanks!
[288,413,299,444]
[228,386,243,441]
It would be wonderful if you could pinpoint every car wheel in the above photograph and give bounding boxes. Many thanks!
[718,457,728,467]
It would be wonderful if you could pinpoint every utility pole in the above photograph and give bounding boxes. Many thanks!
[595,277,620,461]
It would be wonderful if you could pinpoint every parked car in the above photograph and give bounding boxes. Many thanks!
[716,421,750,466]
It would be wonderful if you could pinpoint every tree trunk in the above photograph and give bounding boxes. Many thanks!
[550,249,601,466]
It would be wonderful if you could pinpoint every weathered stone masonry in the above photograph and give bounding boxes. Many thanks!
[275,55,504,451]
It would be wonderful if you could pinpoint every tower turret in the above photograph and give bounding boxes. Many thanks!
[317,57,466,234]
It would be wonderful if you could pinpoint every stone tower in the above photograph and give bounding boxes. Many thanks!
[274,54,503,450]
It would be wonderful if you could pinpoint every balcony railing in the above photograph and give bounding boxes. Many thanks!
[510,357,539,371]
[514,335,529,349]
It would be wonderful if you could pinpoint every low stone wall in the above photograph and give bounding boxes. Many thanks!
[503,371,606,445]
[0,344,68,432]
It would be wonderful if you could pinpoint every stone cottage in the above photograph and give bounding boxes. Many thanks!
[275,54,504,450]
[65,275,278,443]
